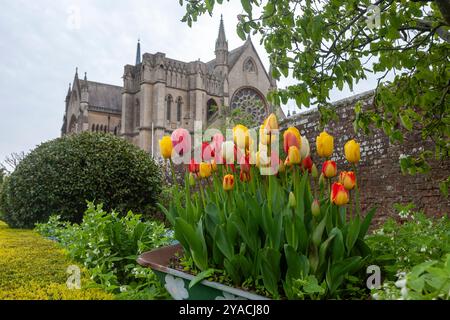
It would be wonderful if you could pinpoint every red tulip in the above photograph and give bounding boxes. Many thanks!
[188,158,199,174]
[302,155,314,172]
[331,182,349,206]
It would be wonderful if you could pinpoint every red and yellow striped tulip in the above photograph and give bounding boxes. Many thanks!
[283,127,301,154]
[287,146,301,165]
[322,160,337,178]
[331,182,349,206]
[223,174,235,191]
[339,171,356,190]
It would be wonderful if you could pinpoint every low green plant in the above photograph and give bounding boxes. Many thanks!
[35,202,172,299]
[372,254,450,300]
[366,208,450,279]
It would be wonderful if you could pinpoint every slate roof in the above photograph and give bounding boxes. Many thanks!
[80,80,122,113]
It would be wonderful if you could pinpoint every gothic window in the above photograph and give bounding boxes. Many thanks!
[243,58,256,73]
[104,126,107,133]
[96,124,99,132]
[91,124,95,132]
[114,127,118,135]
[69,115,77,133]
[176,97,182,122]
[135,99,140,128]
[230,87,267,123]
[100,124,103,132]
[166,95,173,121]
[207,99,218,121]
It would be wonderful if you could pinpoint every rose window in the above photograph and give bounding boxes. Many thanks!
[230,87,267,123]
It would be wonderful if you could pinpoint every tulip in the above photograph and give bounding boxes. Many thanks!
[319,173,325,189]
[221,141,236,164]
[287,146,301,165]
[240,170,251,182]
[331,182,349,206]
[300,136,310,159]
[288,192,296,209]
[311,199,321,217]
[239,154,251,173]
[199,162,212,179]
[302,155,313,172]
[322,160,337,178]
[283,127,301,154]
[344,139,361,164]
[278,159,286,174]
[202,142,215,162]
[233,124,250,150]
[189,172,196,187]
[188,158,199,175]
[255,151,261,168]
[311,163,319,178]
[316,131,334,158]
[159,136,173,159]
[171,128,191,156]
[223,174,235,191]
[211,159,218,172]
[263,113,279,131]
[339,171,356,190]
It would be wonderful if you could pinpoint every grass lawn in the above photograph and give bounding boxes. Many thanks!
[0,221,114,300]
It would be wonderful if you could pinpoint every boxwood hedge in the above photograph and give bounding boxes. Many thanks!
[0,132,162,228]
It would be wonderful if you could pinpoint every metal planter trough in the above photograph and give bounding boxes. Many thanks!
[137,244,270,300]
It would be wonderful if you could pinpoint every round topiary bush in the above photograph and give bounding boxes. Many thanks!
[1,132,162,228]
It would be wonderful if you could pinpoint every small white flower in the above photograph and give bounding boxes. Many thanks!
[400,286,408,299]
[120,286,127,292]
[395,279,407,289]
[164,275,189,300]
[372,293,380,300]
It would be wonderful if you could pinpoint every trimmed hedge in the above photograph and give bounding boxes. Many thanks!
[0,221,114,300]
[1,132,162,228]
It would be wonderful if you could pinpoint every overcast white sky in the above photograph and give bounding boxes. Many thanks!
[0,0,378,162]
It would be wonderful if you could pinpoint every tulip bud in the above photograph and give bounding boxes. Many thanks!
[311,199,321,217]
[223,174,235,191]
[278,159,286,174]
[159,136,173,159]
[240,170,251,182]
[288,192,296,209]
[311,164,319,178]
[302,155,313,172]
[344,139,361,164]
[322,160,337,178]
[211,159,218,172]
[331,182,350,206]
[189,172,196,187]
[319,173,325,189]
[316,131,334,158]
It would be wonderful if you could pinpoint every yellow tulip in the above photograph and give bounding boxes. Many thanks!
[211,159,218,172]
[263,113,279,131]
[316,131,334,158]
[287,146,301,165]
[159,136,173,159]
[260,113,279,145]
[199,162,212,179]
[331,182,349,206]
[344,139,361,164]
[233,124,250,150]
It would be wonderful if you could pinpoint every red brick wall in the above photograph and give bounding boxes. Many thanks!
[280,91,450,223]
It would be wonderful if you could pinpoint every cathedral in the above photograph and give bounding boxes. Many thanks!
[61,17,284,156]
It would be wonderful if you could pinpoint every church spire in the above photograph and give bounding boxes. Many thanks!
[135,39,141,65]
[215,15,228,52]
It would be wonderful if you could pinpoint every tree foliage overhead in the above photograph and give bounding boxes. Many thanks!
[179,0,450,192]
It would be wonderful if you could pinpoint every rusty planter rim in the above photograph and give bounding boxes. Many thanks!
[137,244,270,300]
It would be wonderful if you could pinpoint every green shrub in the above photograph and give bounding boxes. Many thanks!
[2,132,162,228]
[366,210,450,279]
[35,202,172,299]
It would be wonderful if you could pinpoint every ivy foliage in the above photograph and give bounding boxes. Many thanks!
[1,132,162,228]
[179,0,450,193]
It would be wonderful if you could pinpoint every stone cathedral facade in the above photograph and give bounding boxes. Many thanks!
[62,17,284,156]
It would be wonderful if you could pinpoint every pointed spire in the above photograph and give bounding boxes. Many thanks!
[84,72,87,81]
[215,14,228,51]
[75,67,79,79]
[135,39,141,65]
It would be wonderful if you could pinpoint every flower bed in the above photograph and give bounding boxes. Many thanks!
[154,113,376,299]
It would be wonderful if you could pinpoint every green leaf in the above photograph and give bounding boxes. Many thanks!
[241,0,252,15]
[189,268,217,289]
[284,244,309,279]
[260,248,281,298]
[359,207,376,239]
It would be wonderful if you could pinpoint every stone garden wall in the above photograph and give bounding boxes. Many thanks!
[280,90,450,223]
